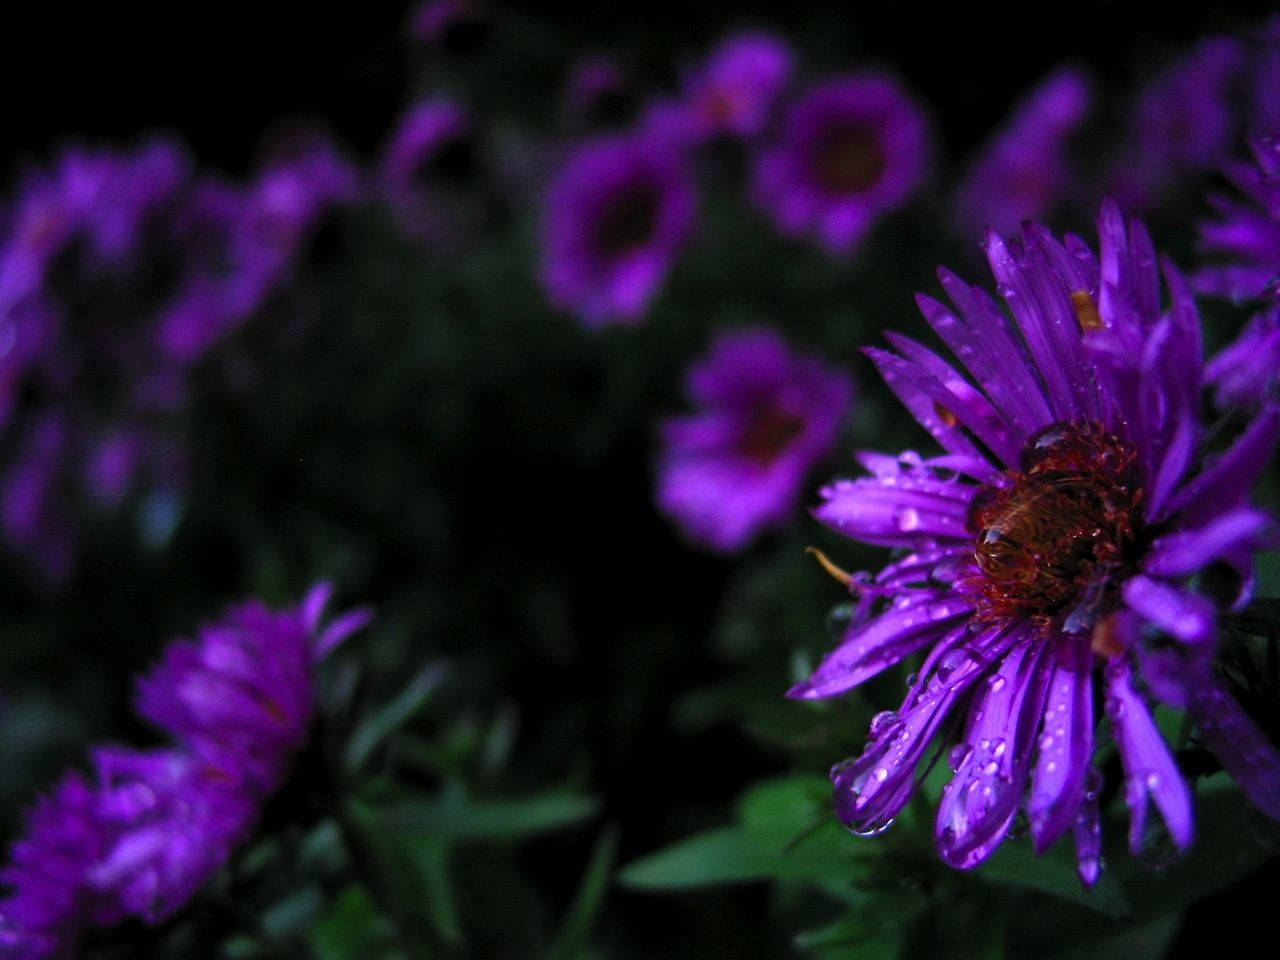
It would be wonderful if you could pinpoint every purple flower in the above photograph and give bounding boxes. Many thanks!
[1107,35,1244,212]
[1194,134,1280,302]
[562,54,633,130]
[135,582,373,796]
[408,0,489,53]
[955,66,1092,239]
[752,73,930,255]
[0,585,371,954]
[791,202,1280,884]
[656,329,853,552]
[540,132,697,327]
[680,30,793,142]
[378,99,476,237]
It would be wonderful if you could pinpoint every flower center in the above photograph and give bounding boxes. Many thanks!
[592,184,660,258]
[966,421,1145,632]
[812,124,886,195]
[738,405,805,465]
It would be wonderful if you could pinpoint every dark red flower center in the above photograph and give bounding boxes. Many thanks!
[592,184,660,258]
[739,406,805,465]
[812,124,886,195]
[966,421,1146,632]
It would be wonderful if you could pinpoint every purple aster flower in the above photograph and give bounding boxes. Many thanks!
[752,73,930,256]
[1194,134,1280,302]
[791,201,1280,884]
[679,30,793,142]
[135,582,373,796]
[378,99,477,239]
[0,585,371,954]
[1107,35,1244,213]
[539,132,697,327]
[656,329,853,552]
[954,66,1092,239]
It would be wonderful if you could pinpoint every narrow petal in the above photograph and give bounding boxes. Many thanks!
[1122,575,1215,645]
[787,594,973,699]
[1167,405,1280,528]
[814,473,974,549]
[1144,507,1278,577]
[1105,658,1193,854]
[936,636,1054,869]
[1027,637,1094,852]
[1184,668,1280,820]
[832,623,1019,834]
[1072,768,1104,888]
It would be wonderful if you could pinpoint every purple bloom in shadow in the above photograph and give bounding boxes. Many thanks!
[752,72,930,255]
[656,329,853,552]
[955,66,1092,239]
[562,54,633,130]
[792,202,1280,884]
[408,0,489,53]
[0,585,372,954]
[1206,301,1280,410]
[1107,35,1244,212]
[378,99,476,238]
[540,132,697,327]
[680,30,793,142]
[1195,134,1280,302]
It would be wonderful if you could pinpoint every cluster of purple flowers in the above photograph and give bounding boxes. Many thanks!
[0,585,371,957]
[0,135,359,581]
[790,201,1280,882]
[540,30,933,327]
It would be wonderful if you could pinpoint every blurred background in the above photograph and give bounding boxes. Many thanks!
[1,2,1278,957]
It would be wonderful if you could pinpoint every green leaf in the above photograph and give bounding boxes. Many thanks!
[378,788,598,841]
[344,661,449,774]
[546,824,619,960]
[260,884,324,940]
[981,837,1132,919]
[307,885,400,960]
[618,826,775,889]
[1044,913,1180,960]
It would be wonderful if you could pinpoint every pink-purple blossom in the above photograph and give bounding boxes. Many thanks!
[752,72,930,256]
[656,328,853,553]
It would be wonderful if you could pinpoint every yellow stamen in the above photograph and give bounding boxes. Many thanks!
[1090,612,1124,659]
[1071,289,1104,332]
[806,546,853,587]
[934,401,959,428]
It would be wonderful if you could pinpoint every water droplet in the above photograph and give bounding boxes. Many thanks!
[986,674,1007,693]
[868,711,898,738]
[871,766,889,783]
[1144,772,1161,790]
[896,507,922,531]
[849,816,895,838]
[824,603,855,639]
[948,743,973,771]
[1039,733,1055,751]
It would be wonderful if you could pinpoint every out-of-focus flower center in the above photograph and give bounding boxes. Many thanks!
[738,405,804,464]
[592,184,660,258]
[966,421,1145,632]
[812,123,886,194]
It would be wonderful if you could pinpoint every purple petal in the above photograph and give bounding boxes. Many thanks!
[1072,768,1104,888]
[1166,405,1280,528]
[814,472,974,549]
[1105,658,1193,854]
[787,593,973,699]
[1144,507,1278,577]
[1184,668,1280,821]
[1027,636,1094,852]
[1122,575,1215,645]
[936,637,1054,869]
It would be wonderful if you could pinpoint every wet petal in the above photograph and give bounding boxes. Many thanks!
[814,473,973,549]
[1072,768,1104,888]
[1144,507,1278,577]
[1184,667,1280,821]
[1105,658,1193,854]
[787,594,973,699]
[1167,405,1280,528]
[936,636,1054,869]
[1027,637,1094,852]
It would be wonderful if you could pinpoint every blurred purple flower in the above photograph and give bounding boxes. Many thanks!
[409,0,489,53]
[680,30,793,142]
[562,54,633,130]
[1108,35,1244,212]
[540,132,697,327]
[1195,134,1280,302]
[378,99,476,237]
[1253,17,1280,134]
[793,202,1280,884]
[955,66,1092,238]
[656,329,853,552]
[752,73,930,255]
[0,585,371,955]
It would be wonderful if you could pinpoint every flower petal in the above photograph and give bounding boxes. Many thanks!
[1144,507,1278,577]
[814,473,974,549]
[787,594,973,699]
[1122,575,1215,645]
[936,636,1054,869]
[1105,658,1193,854]
[1027,637,1094,853]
